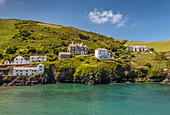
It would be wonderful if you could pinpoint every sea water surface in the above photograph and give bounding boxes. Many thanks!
[0,83,170,115]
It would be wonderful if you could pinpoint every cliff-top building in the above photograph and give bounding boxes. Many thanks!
[4,55,47,65]
[68,42,88,55]
[95,48,114,59]
[126,45,151,52]
[30,55,47,62]
[8,64,44,76]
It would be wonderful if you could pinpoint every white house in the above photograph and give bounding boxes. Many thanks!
[95,48,114,59]
[126,45,150,52]
[11,56,29,64]
[11,64,44,76]
[30,55,47,62]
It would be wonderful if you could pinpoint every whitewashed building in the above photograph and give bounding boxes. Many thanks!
[11,56,29,64]
[11,64,44,76]
[126,45,150,52]
[4,55,47,65]
[95,48,114,59]
[30,55,47,62]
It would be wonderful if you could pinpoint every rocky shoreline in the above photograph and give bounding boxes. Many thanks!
[0,78,169,87]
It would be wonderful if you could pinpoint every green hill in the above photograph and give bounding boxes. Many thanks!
[125,40,170,52]
[0,19,124,55]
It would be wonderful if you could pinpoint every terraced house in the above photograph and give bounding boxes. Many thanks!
[11,64,44,76]
[126,45,151,52]
[4,55,47,65]
[68,42,88,55]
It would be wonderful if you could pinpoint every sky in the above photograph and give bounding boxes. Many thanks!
[0,0,170,42]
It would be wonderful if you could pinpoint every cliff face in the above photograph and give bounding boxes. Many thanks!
[56,67,135,85]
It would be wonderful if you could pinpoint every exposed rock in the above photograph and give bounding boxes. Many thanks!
[161,78,170,84]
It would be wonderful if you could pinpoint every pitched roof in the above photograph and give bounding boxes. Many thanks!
[14,67,38,70]
[96,48,107,50]
[15,56,24,59]
[59,52,70,55]
[69,42,88,47]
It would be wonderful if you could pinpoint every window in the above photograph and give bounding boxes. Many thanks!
[20,70,22,72]
[32,70,34,72]
[21,59,23,61]
[26,70,28,72]
[26,73,28,75]
[32,73,34,75]
[16,70,18,72]
[20,73,22,75]
[40,69,42,71]
[16,73,19,76]
[34,70,36,72]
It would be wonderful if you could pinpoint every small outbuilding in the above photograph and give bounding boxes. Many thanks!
[58,52,71,60]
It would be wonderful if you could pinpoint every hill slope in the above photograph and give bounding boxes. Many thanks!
[125,39,170,52]
[0,19,124,54]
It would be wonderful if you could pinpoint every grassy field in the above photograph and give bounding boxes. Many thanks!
[125,39,170,52]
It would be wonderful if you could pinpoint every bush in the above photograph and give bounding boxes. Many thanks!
[19,30,31,37]
[149,48,154,51]
[144,63,152,68]
[154,53,167,61]
[79,34,89,40]
[5,46,18,54]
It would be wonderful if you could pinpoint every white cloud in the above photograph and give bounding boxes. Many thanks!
[88,9,128,28]
[88,9,112,24]
[0,0,5,5]
[111,13,123,23]
[116,17,129,28]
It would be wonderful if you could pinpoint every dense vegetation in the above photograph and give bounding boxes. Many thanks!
[0,19,124,63]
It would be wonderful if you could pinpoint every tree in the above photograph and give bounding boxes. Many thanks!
[19,30,31,37]
[149,48,154,51]
[5,46,18,54]
[154,53,167,61]
[144,63,152,68]
[0,53,3,59]
[79,34,89,40]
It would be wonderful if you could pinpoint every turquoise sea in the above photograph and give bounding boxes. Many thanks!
[0,83,170,115]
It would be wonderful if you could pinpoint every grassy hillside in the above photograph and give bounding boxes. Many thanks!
[0,19,124,54]
[125,40,170,52]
